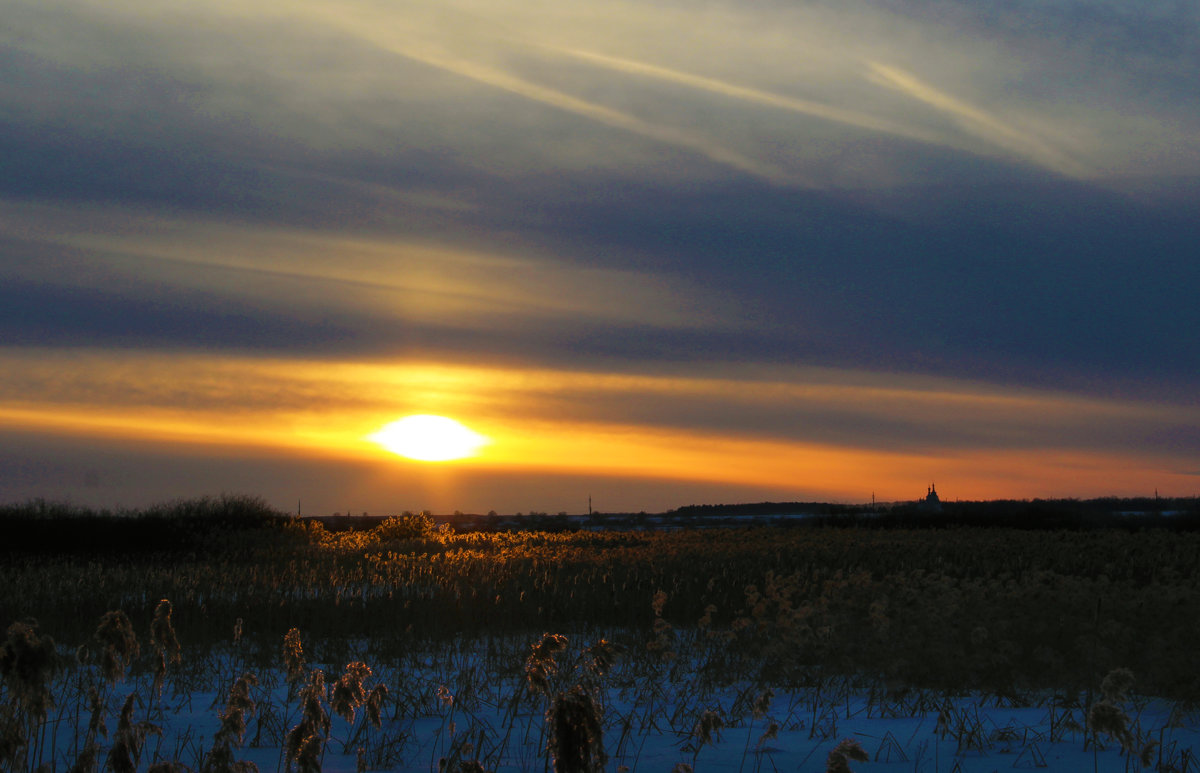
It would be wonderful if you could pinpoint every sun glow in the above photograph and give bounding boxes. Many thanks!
[368,414,488,462]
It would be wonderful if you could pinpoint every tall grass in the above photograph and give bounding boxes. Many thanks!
[3,499,1200,698]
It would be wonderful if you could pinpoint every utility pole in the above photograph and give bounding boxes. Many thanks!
[588,495,592,517]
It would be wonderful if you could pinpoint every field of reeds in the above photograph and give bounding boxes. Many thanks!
[2,495,1199,772]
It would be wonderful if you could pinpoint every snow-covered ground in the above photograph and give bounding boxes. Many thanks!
[28,637,1197,773]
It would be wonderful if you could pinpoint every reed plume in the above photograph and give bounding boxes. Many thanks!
[753,689,773,719]
[66,687,106,773]
[548,685,605,773]
[204,673,259,773]
[363,685,388,730]
[148,763,192,773]
[1089,668,1137,753]
[647,591,675,661]
[286,669,330,773]
[0,618,58,771]
[150,600,181,665]
[282,629,306,687]
[1100,668,1135,702]
[0,619,58,724]
[692,710,724,748]
[1088,701,1134,752]
[107,693,161,773]
[0,710,21,773]
[330,662,373,725]
[525,634,568,696]
[758,721,780,747]
[94,611,139,686]
[585,639,622,679]
[825,738,869,773]
[150,599,181,701]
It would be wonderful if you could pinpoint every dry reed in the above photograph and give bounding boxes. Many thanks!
[282,629,306,687]
[286,669,331,773]
[548,685,605,773]
[824,738,869,773]
[204,673,259,773]
[0,618,58,771]
[525,634,568,696]
[94,611,139,686]
[150,600,181,702]
[331,662,373,725]
[106,693,161,773]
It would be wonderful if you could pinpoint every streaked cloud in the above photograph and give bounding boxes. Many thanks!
[549,47,943,148]
[301,8,797,185]
[865,62,1092,178]
[0,201,715,332]
[1,350,1196,490]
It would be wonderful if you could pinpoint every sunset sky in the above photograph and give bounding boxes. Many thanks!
[2,0,1198,514]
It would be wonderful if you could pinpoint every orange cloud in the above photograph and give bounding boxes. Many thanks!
[1,349,1194,503]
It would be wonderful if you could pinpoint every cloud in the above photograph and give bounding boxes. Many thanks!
[2,349,1196,461]
[2,349,1197,509]
[298,9,797,185]
[4,0,1197,197]
[865,62,1092,178]
[548,47,943,147]
[0,202,718,341]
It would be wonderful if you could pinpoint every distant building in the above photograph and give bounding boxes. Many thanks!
[920,483,942,513]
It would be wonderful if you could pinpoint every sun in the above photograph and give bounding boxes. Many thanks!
[368,414,488,462]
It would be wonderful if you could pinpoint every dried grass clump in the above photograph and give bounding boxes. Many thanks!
[650,589,668,617]
[331,662,373,725]
[94,611,139,686]
[363,684,388,730]
[753,689,774,719]
[204,673,259,773]
[282,629,306,687]
[147,763,192,773]
[1089,667,1137,753]
[1101,668,1135,702]
[825,738,869,773]
[150,600,181,700]
[548,685,605,773]
[107,694,161,773]
[1088,701,1134,752]
[585,639,622,679]
[647,591,675,661]
[1138,739,1160,768]
[0,618,58,772]
[67,739,102,773]
[286,670,331,773]
[66,687,107,773]
[150,600,181,665]
[440,760,489,773]
[692,710,724,748]
[0,618,58,722]
[531,633,569,661]
[758,721,780,748]
[0,707,25,772]
[526,634,568,696]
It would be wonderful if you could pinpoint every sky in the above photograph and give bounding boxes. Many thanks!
[2,0,1198,515]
